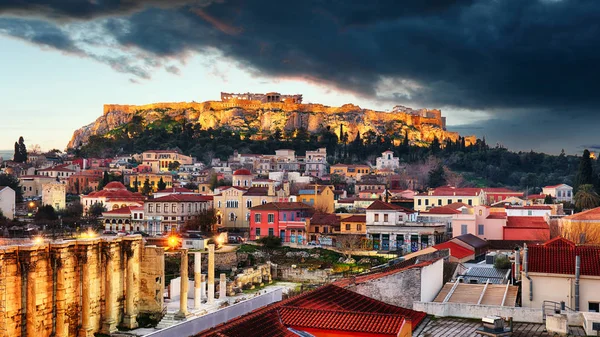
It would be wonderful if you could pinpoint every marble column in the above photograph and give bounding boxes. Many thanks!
[54,246,68,337]
[176,249,189,319]
[78,246,92,337]
[200,274,207,300]
[194,252,202,309]
[208,244,215,304]
[102,243,117,334]
[25,251,37,337]
[122,241,138,329]
[219,273,226,299]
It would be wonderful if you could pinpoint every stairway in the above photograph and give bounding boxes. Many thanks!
[155,312,178,329]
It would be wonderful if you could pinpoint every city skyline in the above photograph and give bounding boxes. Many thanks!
[2,0,600,154]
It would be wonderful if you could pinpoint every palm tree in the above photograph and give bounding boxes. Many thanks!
[574,184,600,210]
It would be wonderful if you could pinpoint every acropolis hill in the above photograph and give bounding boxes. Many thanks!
[67,92,476,148]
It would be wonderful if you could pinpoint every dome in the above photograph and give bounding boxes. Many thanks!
[233,169,252,176]
[104,181,127,191]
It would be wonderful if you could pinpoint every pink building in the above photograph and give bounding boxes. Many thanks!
[451,206,507,240]
[249,202,314,243]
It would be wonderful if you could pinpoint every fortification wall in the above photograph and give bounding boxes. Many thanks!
[0,237,164,337]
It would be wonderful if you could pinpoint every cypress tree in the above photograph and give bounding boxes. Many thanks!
[575,149,594,191]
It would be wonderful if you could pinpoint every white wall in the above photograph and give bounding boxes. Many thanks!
[420,258,444,302]
[0,187,16,219]
[522,272,600,312]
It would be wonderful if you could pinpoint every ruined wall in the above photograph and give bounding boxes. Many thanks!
[351,267,422,309]
[0,236,163,337]
[139,245,165,314]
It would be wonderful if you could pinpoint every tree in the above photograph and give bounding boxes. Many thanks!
[336,234,365,258]
[574,184,600,210]
[157,177,167,191]
[575,149,594,191]
[35,205,58,221]
[256,235,282,260]
[209,173,219,190]
[494,255,511,269]
[183,208,218,234]
[88,202,106,218]
[430,136,441,154]
[18,136,27,162]
[428,163,447,188]
[168,161,181,171]
[0,173,23,202]
[544,194,554,204]
[98,171,110,190]
[13,141,21,162]
[185,182,198,191]
[133,176,139,192]
[141,178,152,195]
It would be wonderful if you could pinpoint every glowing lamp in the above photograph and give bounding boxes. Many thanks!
[168,236,178,248]
[33,236,44,245]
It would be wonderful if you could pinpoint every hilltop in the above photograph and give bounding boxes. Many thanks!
[67,92,476,149]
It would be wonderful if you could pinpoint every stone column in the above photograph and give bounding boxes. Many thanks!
[122,240,138,329]
[102,242,118,334]
[194,252,202,309]
[208,244,215,304]
[24,250,37,337]
[78,245,93,337]
[53,244,69,337]
[417,234,422,250]
[201,274,207,300]
[219,273,226,299]
[428,234,434,247]
[176,249,189,319]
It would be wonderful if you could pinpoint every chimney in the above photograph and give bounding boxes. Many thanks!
[524,243,533,301]
[514,247,520,283]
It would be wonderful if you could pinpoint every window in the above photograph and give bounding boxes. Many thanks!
[461,224,467,235]
[346,224,351,230]
[255,228,261,237]
[528,210,532,216]
[448,199,452,204]
[357,224,362,231]
[425,199,429,206]
[148,204,153,213]
[262,200,267,205]
[268,228,274,236]
[438,199,442,206]
[384,214,389,222]
[229,213,236,221]
[246,200,252,208]
[457,199,462,203]
[589,302,599,312]
[374,214,379,222]
[314,226,320,233]
[172,204,176,213]
[218,201,221,208]
[478,224,484,235]
[283,213,287,221]
[418,199,422,206]
[156,204,161,213]
[268,213,275,223]
[468,199,472,206]
[479,210,483,216]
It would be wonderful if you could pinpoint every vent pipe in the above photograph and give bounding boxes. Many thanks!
[575,255,581,311]
[514,247,520,283]
[524,243,532,301]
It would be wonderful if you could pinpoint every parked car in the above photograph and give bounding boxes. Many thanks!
[228,236,245,244]
[307,241,322,248]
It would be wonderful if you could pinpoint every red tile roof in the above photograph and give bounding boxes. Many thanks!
[195,284,426,337]
[528,238,600,276]
[250,202,314,211]
[506,216,548,229]
[367,200,414,213]
[233,169,252,175]
[505,205,552,210]
[156,187,193,193]
[341,214,366,222]
[433,241,474,259]
[102,206,136,215]
[527,194,546,200]
[486,212,507,219]
[563,207,600,221]
[151,194,213,202]
[310,213,340,226]
[426,207,461,215]
[279,307,406,335]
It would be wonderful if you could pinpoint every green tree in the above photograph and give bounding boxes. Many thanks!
[185,182,198,191]
[141,178,152,195]
[574,184,600,210]
[168,161,181,171]
[183,208,218,234]
[133,176,139,192]
[98,171,110,190]
[428,163,447,188]
[209,173,219,190]
[157,177,167,191]
[494,255,511,269]
[256,235,282,260]
[88,202,107,218]
[575,149,594,191]
[13,141,21,162]
[544,194,554,204]
[0,173,23,202]
[430,136,441,154]
[35,205,58,221]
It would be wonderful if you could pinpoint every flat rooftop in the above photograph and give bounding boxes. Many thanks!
[414,317,587,337]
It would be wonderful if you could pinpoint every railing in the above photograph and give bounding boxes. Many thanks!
[542,300,575,321]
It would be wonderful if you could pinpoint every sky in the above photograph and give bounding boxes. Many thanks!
[0,0,599,155]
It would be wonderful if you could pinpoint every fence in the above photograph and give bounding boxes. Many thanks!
[144,287,283,337]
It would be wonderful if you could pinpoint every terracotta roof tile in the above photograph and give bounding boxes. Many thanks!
[563,207,600,221]
[426,207,461,215]
[341,214,366,222]
[486,212,507,219]
[152,194,213,202]
[433,241,474,259]
[528,238,600,276]
[367,200,414,213]
[250,202,314,211]
[506,216,548,228]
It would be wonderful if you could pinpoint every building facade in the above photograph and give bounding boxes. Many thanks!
[376,150,400,171]
[141,150,193,173]
[249,202,314,243]
[0,186,16,219]
[542,184,573,203]
[144,194,213,234]
[42,181,66,210]
[304,148,327,177]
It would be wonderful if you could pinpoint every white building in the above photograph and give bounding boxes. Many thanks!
[375,150,400,171]
[504,205,552,217]
[0,186,16,220]
[542,184,573,203]
[304,148,327,177]
[42,181,66,210]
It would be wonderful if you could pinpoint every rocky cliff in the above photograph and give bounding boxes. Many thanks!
[68,99,476,148]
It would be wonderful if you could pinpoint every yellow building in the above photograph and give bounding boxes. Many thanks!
[339,214,367,235]
[141,150,193,173]
[414,187,485,211]
[297,185,335,213]
[125,173,173,193]
[559,207,600,244]
[329,164,372,181]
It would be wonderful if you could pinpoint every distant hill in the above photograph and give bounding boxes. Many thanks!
[67,96,476,149]
[0,150,12,161]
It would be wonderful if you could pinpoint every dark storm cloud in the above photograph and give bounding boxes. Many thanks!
[1,0,600,116]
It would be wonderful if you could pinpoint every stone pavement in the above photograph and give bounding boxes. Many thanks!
[415,317,587,337]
